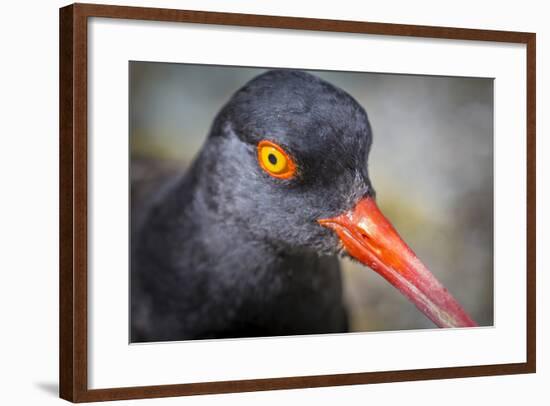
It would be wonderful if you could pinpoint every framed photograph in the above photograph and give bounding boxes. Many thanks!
[59,3,536,402]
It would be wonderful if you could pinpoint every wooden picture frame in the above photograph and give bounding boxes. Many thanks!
[59,3,536,402]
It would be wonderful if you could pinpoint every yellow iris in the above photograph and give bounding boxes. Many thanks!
[257,140,296,179]
[260,145,287,173]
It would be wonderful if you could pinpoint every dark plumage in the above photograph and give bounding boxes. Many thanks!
[131,70,377,342]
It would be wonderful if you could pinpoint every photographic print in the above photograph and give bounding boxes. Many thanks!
[60,5,535,401]
[129,63,494,343]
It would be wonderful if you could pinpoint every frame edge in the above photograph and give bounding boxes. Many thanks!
[525,32,536,374]
[59,4,75,402]
[72,2,534,42]
[60,3,90,402]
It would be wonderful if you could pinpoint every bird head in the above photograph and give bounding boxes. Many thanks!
[198,69,476,328]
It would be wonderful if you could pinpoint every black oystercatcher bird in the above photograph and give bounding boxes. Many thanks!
[131,70,476,342]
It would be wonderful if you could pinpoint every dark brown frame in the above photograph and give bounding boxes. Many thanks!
[60,3,536,402]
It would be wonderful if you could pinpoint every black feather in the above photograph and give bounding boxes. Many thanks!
[131,69,374,342]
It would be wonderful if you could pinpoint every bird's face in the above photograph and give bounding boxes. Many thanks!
[202,70,476,328]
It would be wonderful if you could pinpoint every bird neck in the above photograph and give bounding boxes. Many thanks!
[151,152,284,263]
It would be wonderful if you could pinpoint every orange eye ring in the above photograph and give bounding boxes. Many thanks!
[257,140,297,180]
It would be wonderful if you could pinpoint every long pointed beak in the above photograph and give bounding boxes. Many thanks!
[319,196,477,328]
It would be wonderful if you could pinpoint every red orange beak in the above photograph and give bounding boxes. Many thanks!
[319,196,477,328]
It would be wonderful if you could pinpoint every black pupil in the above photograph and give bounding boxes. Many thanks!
[268,153,278,165]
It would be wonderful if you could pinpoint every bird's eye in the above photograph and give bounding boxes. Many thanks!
[257,140,297,179]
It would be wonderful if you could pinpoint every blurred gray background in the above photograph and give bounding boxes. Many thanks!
[130,61,494,331]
